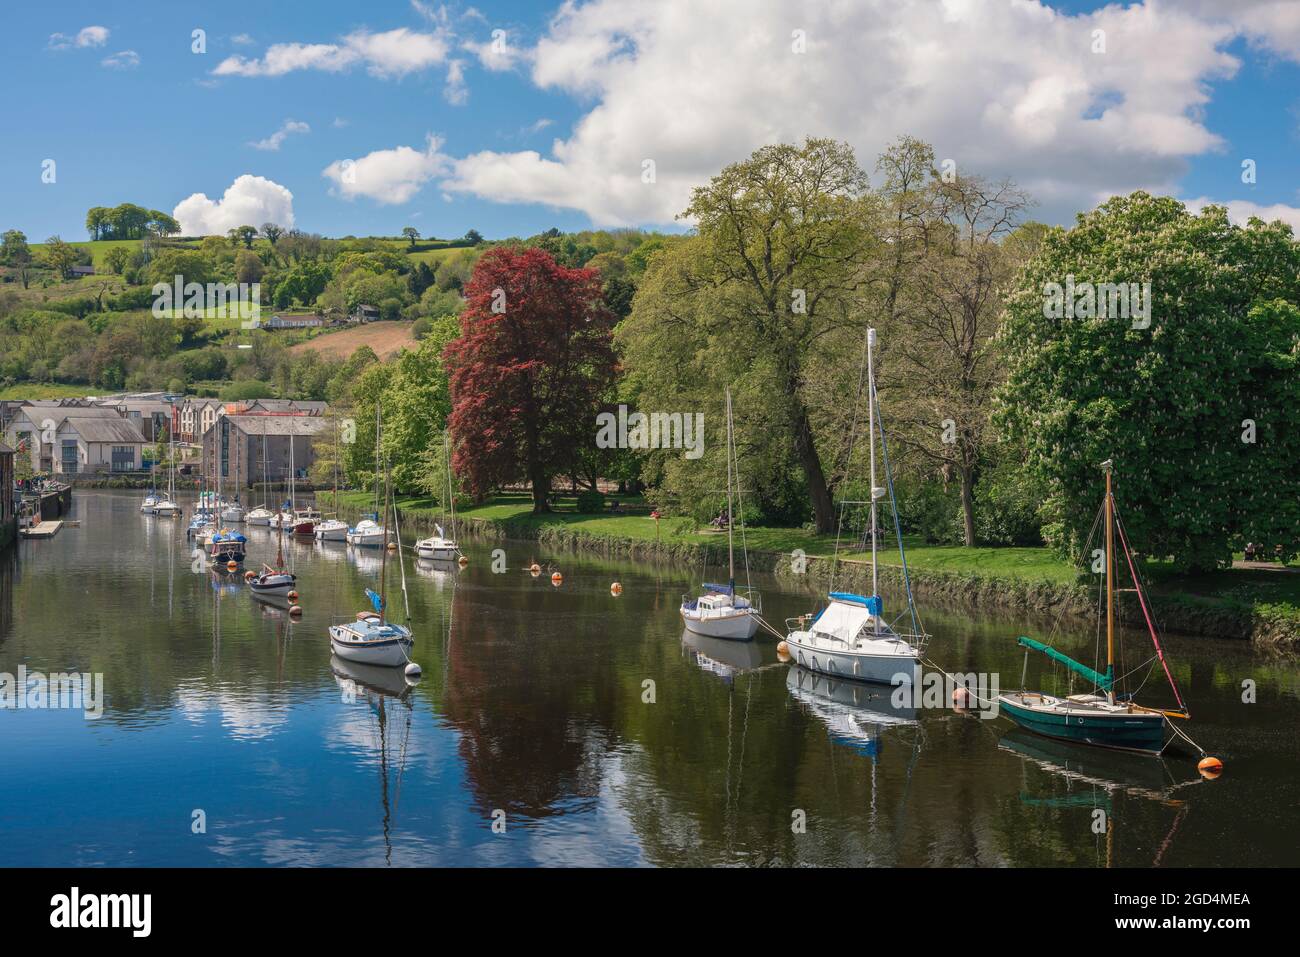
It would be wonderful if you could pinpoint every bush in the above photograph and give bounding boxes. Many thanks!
[220,379,275,401]
[575,489,604,513]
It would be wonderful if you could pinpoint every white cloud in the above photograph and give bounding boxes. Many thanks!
[49,25,110,50]
[444,59,468,104]
[249,119,310,151]
[322,135,451,205]
[101,50,140,70]
[464,30,527,72]
[172,174,296,235]
[231,33,255,46]
[436,0,1251,226]
[1182,196,1300,231]
[212,27,449,80]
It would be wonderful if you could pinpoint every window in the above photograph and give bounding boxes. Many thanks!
[111,446,134,471]
[61,439,78,475]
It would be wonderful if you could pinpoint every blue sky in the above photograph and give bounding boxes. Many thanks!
[3,0,1298,241]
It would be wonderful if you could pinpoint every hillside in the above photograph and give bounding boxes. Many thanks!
[289,320,419,361]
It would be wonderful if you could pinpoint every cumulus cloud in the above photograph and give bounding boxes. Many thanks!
[172,174,296,235]
[212,27,449,80]
[101,50,140,70]
[1182,196,1300,231]
[434,0,1251,226]
[49,26,110,50]
[249,119,310,151]
[322,135,451,205]
[464,29,527,72]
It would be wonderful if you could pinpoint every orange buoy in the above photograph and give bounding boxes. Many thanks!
[776,641,790,660]
[458,556,469,566]
[244,570,256,581]
[610,582,623,596]
[529,562,541,574]
[226,560,238,572]
[951,686,973,710]
[287,590,299,602]
[386,542,397,551]
[289,604,303,616]
[551,572,563,586]
[1198,756,1224,779]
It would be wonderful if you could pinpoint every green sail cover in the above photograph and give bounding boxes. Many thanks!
[1017,636,1113,691]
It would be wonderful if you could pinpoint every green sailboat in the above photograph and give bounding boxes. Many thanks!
[998,460,1190,754]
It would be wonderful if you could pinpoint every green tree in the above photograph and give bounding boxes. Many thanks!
[42,236,79,279]
[228,225,258,249]
[622,138,879,532]
[402,226,420,249]
[998,193,1300,571]
[103,246,130,275]
[1,230,33,288]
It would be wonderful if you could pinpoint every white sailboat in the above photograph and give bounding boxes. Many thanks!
[330,461,415,668]
[316,414,350,542]
[246,432,273,525]
[680,389,761,641]
[153,436,181,517]
[249,493,296,597]
[415,433,460,560]
[348,406,389,547]
[783,328,928,687]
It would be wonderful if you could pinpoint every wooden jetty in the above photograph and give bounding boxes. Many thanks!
[20,520,63,539]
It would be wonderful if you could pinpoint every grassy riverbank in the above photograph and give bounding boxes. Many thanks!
[318,490,1300,645]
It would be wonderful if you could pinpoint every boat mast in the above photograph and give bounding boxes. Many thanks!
[379,459,390,624]
[1103,458,1115,704]
[444,431,455,540]
[725,388,735,593]
[867,327,879,632]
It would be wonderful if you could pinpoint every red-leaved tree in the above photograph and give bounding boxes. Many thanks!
[443,246,618,513]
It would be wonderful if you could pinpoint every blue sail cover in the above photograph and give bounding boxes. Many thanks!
[365,588,385,613]
[829,592,882,616]
[702,582,734,594]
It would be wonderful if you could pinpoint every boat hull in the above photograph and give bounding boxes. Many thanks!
[784,632,921,687]
[329,625,413,667]
[680,606,760,641]
[998,694,1166,753]
[348,531,387,547]
[249,574,296,596]
[315,523,348,542]
[415,542,457,560]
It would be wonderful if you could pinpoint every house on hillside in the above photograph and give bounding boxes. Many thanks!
[349,304,380,324]
[201,414,330,489]
[251,313,324,330]
[70,265,95,277]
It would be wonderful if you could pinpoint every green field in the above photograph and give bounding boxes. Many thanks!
[0,382,94,400]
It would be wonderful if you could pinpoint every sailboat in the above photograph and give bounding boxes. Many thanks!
[783,327,927,686]
[415,433,460,561]
[153,436,182,517]
[249,486,297,597]
[246,434,274,526]
[316,416,349,542]
[348,406,389,547]
[997,461,1189,754]
[680,389,761,640]
[330,460,414,668]
[140,459,159,513]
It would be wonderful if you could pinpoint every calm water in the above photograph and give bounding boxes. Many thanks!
[1,490,1297,867]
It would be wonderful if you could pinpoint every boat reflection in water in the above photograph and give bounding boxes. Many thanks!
[786,664,918,760]
[997,729,1190,805]
[413,556,460,589]
[250,590,294,617]
[682,628,763,685]
[998,728,1195,866]
[330,654,419,865]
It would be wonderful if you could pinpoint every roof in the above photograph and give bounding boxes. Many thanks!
[59,414,147,444]
[222,415,331,437]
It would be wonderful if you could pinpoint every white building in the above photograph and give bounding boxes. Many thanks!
[4,407,145,475]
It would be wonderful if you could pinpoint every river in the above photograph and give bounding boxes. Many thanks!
[1,490,1296,866]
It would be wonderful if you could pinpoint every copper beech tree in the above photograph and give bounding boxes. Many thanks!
[443,246,618,513]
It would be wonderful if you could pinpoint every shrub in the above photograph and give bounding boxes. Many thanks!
[575,489,604,513]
